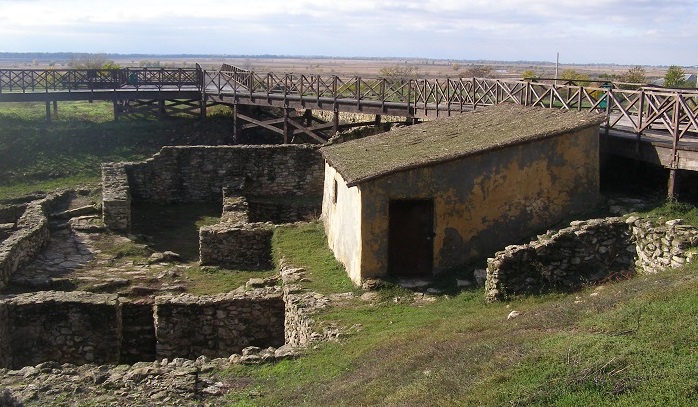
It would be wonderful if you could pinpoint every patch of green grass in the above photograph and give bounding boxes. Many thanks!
[182,265,277,296]
[272,221,356,295]
[0,102,232,202]
[640,199,698,227]
[101,239,152,260]
[0,174,99,202]
[220,262,697,406]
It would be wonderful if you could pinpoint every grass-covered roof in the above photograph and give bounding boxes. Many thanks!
[321,104,606,186]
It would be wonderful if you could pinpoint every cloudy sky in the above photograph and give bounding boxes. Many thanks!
[1,0,696,65]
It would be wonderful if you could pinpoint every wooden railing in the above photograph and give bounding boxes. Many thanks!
[0,67,203,93]
[207,69,698,141]
[4,65,698,153]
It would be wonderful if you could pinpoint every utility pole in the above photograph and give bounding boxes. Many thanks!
[555,52,559,85]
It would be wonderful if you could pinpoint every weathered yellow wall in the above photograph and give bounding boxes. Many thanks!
[357,126,600,279]
[320,163,363,284]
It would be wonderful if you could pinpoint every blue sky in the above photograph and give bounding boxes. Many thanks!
[0,0,696,65]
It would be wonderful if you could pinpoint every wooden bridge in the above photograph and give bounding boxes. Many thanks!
[2,64,698,195]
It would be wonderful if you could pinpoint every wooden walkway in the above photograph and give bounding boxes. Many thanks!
[3,64,698,194]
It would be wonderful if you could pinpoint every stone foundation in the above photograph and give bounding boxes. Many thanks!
[632,217,698,273]
[247,196,321,224]
[486,217,698,302]
[0,288,289,369]
[101,163,131,231]
[199,222,274,270]
[280,260,329,347]
[126,145,323,203]
[0,191,70,290]
[154,289,285,360]
[101,145,324,269]
[0,291,120,369]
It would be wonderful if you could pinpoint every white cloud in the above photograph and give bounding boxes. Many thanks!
[1,0,696,65]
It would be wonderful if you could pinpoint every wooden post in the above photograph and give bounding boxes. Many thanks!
[332,108,339,136]
[113,100,119,121]
[45,101,51,122]
[283,108,292,144]
[158,99,165,119]
[374,114,382,127]
[232,104,238,145]
[52,100,58,118]
[668,168,680,200]
[668,96,681,199]
[199,96,207,120]
[304,109,312,127]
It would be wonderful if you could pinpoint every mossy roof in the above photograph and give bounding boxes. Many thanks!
[321,104,606,186]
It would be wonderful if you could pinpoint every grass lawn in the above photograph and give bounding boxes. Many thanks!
[0,101,232,201]
[225,226,698,406]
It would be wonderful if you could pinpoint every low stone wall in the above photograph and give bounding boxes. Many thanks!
[0,291,121,369]
[101,146,323,235]
[486,216,698,302]
[154,289,285,360]
[101,163,131,231]
[221,194,249,224]
[199,222,274,270]
[0,289,289,368]
[125,145,324,203]
[280,261,329,347]
[632,217,698,273]
[247,196,322,224]
[0,191,69,290]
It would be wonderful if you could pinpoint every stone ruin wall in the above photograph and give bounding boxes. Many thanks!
[486,217,698,302]
[154,291,285,360]
[101,145,324,227]
[0,288,293,369]
[280,261,327,347]
[0,291,121,369]
[0,204,27,242]
[0,191,71,290]
[101,145,325,268]
[101,163,131,231]
[632,217,698,272]
[123,145,324,203]
[199,222,274,270]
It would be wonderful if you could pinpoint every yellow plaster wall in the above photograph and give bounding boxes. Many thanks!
[357,127,600,279]
[320,163,363,284]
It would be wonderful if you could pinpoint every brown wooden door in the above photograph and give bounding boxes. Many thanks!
[388,199,434,277]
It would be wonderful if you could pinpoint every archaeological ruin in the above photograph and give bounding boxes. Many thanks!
[2,106,698,376]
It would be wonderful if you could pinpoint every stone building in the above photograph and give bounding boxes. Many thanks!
[320,104,606,285]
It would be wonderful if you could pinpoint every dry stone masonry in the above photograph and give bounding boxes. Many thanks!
[0,191,71,290]
[486,216,698,302]
[154,289,285,360]
[101,145,325,269]
[199,222,274,269]
[122,145,323,203]
[101,163,131,231]
[631,217,698,273]
[0,291,120,369]
[0,288,294,369]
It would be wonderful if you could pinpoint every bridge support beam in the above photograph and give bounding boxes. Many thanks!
[668,168,680,200]
[283,108,293,144]
[232,104,238,145]
[332,108,339,136]
[45,101,51,122]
